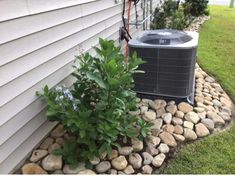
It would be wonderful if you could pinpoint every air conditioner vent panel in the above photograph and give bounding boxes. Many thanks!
[128,29,199,103]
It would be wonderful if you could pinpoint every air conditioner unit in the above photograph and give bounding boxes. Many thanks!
[128,29,199,104]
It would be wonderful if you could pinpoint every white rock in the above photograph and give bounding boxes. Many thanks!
[205,76,215,83]
[140,106,148,114]
[152,153,166,167]
[143,111,157,121]
[63,163,85,174]
[78,169,96,175]
[158,143,169,153]
[183,121,194,129]
[123,165,135,174]
[194,107,205,113]
[184,112,200,124]
[90,157,100,165]
[212,99,222,107]
[162,113,172,124]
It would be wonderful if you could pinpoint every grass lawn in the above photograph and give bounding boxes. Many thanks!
[163,5,235,174]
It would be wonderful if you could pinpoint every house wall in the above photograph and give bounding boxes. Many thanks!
[0,0,160,173]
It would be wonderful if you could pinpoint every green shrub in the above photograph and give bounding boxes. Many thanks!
[151,0,189,30]
[169,7,189,30]
[183,0,209,17]
[38,39,151,166]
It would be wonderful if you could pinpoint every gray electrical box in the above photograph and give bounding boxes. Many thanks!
[128,29,199,104]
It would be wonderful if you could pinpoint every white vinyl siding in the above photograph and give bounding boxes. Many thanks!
[0,0,160,173]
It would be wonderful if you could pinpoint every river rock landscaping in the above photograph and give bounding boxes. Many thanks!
[18,62,234,174]
[17,15,234,175]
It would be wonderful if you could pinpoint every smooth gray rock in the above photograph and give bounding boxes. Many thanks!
[201,118,215,131]
[95,161,111,173]
[129,153,142,169]
[118,146,133,156]
[142,152,153,165]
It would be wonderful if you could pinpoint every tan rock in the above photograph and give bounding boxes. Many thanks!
[166,105,177,115]
[178,102,193,113]
[207,111,225,126]
[48,143,61,154]
[195,123,210,137]
[40,137,54,150]
[30,149,48,162]
[108,150,118,160]
[163,124,174,134]
[50,124,66,138]
[184,128,197,141]
[173,134,185,142]
[111,156,128,170]
[174,125,183,135]
[131,139,144,152]
[159,132,177,147]
[22,163,47,174]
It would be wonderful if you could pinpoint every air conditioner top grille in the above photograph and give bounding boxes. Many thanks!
[129,29,198,49]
